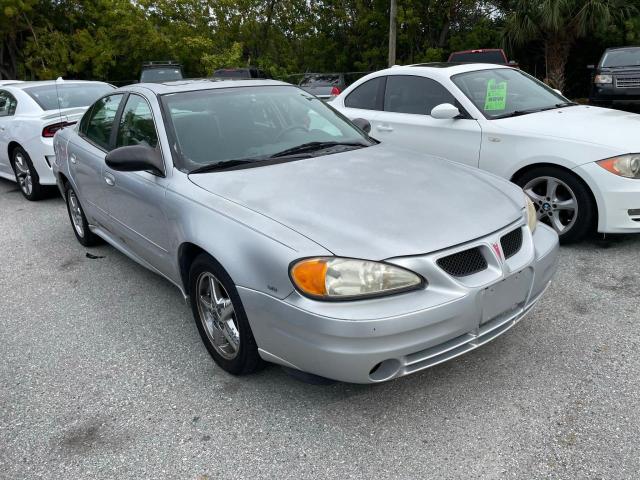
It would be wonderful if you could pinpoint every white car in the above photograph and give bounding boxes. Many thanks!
[0,80,23,86]
[0,80,114,200]
[333,63,640,242]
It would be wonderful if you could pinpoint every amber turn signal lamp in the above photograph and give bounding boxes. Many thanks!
[290,258,328,296]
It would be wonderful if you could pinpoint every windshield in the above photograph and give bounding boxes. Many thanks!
[141,68,183,83]
[300,75,341,86]
[449,51,506,64]
[601,49,640,68]
[162,85,372,171]
[24,83,114,111]
[452,68,568,119]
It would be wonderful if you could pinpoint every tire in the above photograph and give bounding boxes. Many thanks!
[188,253,262,375]
[64,183,102,246]
[515,166,595,244]
[11,146,45,201]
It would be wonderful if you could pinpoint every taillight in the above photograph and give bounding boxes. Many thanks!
[330,86,341,96]
[42,121,76,138]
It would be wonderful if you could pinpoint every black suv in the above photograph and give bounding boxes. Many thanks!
[140,61,184,83]
[211,67,270,80]
[589,46,640,106]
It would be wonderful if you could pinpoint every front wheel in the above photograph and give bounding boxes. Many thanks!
[189,254,263,375]
[515,167,595,244]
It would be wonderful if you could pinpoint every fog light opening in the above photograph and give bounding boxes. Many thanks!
[368,359,401,382]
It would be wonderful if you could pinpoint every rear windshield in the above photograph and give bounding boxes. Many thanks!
[140,68,183,83]
[24,83,115,111]
[300,75,341,86]
[601,49,640,68]
[449,51,506,64]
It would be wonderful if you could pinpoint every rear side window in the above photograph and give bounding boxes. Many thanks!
[83,94,124,150]
[115,94,158,148]
[384,75,456,115]
[344,77,385,110]
[0,91,17,117]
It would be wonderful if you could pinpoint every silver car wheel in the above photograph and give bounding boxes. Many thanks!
[67,190,85,238]
[13,152,33,196]
[196,272,240,360]
[524,176,578,235]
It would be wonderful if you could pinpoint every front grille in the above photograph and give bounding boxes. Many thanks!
[500,228,523,259]
[437,247,487,277]
[615,76,640,88]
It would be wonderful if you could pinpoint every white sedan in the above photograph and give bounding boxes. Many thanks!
[332,63,640,242]
[0,80,114,200]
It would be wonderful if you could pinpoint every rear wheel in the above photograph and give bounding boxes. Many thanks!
[65,184,102,246]
[515,166,595,244]
[189,254,262,375]
[11,146,44,201]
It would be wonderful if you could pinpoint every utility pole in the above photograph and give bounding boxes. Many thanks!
[388,0,397,67]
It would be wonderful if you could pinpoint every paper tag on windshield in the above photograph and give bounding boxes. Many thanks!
[484,79,507,111]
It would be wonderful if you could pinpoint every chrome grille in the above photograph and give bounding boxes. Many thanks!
[500,228,523,260]
[615,76,640,88]
[437,247,487,277]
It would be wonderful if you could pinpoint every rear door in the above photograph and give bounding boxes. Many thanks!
[373,75,482,167]
[69,93,124,225]
[103,93,172,277]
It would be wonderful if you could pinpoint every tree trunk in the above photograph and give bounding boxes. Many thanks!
[545,37,572,92]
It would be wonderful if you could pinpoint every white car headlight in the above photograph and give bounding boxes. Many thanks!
[597,154,640,179]
[290,257,424,300]
[594,74,613,84]
[525,195,538,232]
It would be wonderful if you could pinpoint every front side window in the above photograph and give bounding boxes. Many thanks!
[24,83,114,111]
[116,95,158,148]
[162,85,373,171]
[0,91,17,117]
[452,68,569,119]
[344,77,385,110]
[384,75,456,115]
[84,94,124,150]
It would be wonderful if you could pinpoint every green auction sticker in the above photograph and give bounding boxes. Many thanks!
[484,79,507,111]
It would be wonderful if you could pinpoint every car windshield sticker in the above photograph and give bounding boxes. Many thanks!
[484,79,507,111]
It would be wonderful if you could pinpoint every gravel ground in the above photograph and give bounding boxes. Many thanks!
[1,177,639,480]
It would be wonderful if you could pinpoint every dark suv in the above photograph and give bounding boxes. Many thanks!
[140,61,184,83]
[589,46,640,106]
[211,68,270,80]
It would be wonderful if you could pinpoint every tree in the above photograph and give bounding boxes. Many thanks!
[503,0,634,90]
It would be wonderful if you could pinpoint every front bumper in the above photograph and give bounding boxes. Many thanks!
[590,84,640,104]
[573,162,640,233]
[239,222,559,383]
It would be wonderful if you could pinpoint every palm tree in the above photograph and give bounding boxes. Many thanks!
[504,0,634,91]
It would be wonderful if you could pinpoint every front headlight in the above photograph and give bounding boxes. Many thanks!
[290,257,424,300]
[597,154,640,179]
[594,74,612,84]
[525,195,538,232]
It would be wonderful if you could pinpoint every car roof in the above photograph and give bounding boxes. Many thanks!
[131,78,290,94]
[382,62,510,79]
[8,80,110,90]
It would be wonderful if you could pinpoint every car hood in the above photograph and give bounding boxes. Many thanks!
[495,105,640,154]
[188,145,524,260]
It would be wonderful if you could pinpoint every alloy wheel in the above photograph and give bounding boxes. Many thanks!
[13,152,33,196]
[523,176,578,235]
[196,272,240,360]
[67,189,85,238]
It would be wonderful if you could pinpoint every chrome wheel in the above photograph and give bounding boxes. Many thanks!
[524,176,578,235]
[196,272,240,360]
[13,152,33,196]
[67,190,84,238]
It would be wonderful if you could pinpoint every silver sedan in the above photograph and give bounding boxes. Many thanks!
[52,80,559,383]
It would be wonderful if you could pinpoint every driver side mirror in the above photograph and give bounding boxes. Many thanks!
[587,64,595,70]
[352,117,371,134]
[105,145,164,176]
[430,103,460,120]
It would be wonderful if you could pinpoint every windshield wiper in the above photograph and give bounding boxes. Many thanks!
[493,102,578,119]
[189,158,264,174]
[269,141,368,158]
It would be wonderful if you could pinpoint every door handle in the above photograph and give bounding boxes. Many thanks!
[376,124,394,132]
[69,154,77,164]
[104,173,115,186]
